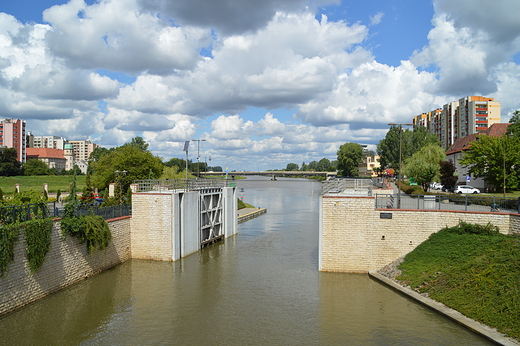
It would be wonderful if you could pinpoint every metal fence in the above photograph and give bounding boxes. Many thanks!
[375,194,520,214]
[321,178,373,196]
[133,178,233,193]
[0,203,132,224]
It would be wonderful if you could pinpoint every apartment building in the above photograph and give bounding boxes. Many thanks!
[412,96,501,148]
[27,133,66,150]
[0,119,26,162]
[68,140,98,162]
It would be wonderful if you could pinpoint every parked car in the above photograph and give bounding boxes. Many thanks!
[453,185,480,194]
[431,182,443,190]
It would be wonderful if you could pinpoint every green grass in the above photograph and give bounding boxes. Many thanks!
[0,175,87,195]
[397,222,520,341]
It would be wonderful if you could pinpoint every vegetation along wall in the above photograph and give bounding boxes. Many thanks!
[0,217,131,317]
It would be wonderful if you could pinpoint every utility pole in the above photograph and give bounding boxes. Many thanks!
[191,139,206,178]
[388,123,413,209]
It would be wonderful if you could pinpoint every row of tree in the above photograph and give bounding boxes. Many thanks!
[284,158,337,172]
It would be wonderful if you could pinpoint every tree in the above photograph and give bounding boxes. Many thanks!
[123,136,149,152]
[506,110,520,138]
[459,134,520,192]
[286,163,299,171]
[23,159,51,176]
[377,126,440,172]
[403,144,446,191]
[0,148,22,176]
[337,142,364,177]
[317,158,332,171]
[90,145,164,192]
[439,161,458,191]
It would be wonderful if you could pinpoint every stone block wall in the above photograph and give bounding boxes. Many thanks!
[130,193,174,261]
[0,217,131,317]
[320,195,520,273]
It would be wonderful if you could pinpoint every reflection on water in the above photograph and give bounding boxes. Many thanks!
[0,177,494,345]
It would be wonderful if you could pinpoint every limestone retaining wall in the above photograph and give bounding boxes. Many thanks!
[0,217,131,317]
[320,195,520,273]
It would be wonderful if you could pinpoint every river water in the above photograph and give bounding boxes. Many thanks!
[0,177,495,345]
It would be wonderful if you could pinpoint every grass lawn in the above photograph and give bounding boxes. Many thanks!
[397,222,520,341]
[0,175,87,195]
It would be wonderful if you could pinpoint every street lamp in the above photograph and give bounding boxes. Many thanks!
[191,139,206,178]
[205,154,211,172]
[115,170,127,201]
[502,132,514,198]
[388,123,413,208]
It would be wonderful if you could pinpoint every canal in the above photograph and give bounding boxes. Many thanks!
[0,177,495,345]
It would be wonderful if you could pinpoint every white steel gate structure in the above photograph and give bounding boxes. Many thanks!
[199,188,224,247]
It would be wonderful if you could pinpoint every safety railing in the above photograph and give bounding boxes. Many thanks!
[133,178,233,193]
[375,194,520,213]
[321,178,373,196]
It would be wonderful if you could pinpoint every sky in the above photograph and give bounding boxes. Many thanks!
[1,0,520,171]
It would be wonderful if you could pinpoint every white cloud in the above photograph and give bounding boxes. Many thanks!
[370,12,384,26]
[43,0,211,74]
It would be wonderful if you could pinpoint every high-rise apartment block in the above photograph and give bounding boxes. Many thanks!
[0,119,27,162]
[412,96,501,148]
[67,140,98,162]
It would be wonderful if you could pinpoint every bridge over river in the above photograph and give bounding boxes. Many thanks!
[202,170,337,178]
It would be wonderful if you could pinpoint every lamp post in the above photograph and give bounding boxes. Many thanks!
[205,154,211,172]
[388,123,413,208]
[115,170,127,202]
[191,139,206,178]
[502,133,514,198]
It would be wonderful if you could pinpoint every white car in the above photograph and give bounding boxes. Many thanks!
[454,185,480,194]
[432,182,443,190]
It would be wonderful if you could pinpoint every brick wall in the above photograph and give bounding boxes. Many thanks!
[0,217,130,317]
[130,193,174,260]
[320,195,520,273]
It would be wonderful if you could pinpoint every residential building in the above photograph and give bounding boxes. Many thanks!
[413,96,501,148]
[0,119,26,162]
[68,140,98,162]
[26,148,67,171]
[358,155,381,177]
[27,133,66,150]
[445,123,510,191]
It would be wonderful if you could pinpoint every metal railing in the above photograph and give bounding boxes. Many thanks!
[321,178,373,196]
[0,203,132,224]
[133,178,233,193]
[375,194,520,213]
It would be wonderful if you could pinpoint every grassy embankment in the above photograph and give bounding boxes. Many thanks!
[0,175,87,195]
[396,221,520,341]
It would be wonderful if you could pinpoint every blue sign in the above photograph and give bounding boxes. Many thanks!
[466,175,470,182]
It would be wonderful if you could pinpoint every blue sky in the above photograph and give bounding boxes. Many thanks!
[1,0,520,171]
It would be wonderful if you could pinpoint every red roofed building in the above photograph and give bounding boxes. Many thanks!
[446,123,510,190]
[26,148,67,171]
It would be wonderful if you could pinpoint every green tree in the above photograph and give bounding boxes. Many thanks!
[317,158,332,171]
[0,148,22,176]
[307,161,318,171]
[506,110,520,137]
[403,144,446,191]
[285,163,299,171]
[300,162,308,171]
[90,145,164,192]
[377,126,440,172]
[337,142,364,177]
[123,136,149,152]
[459,134,520,191]
[439,161,458,191]
[23,159,51,176]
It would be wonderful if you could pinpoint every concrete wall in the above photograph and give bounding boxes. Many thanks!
[320,195,520,273]
[0,217,131,317]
